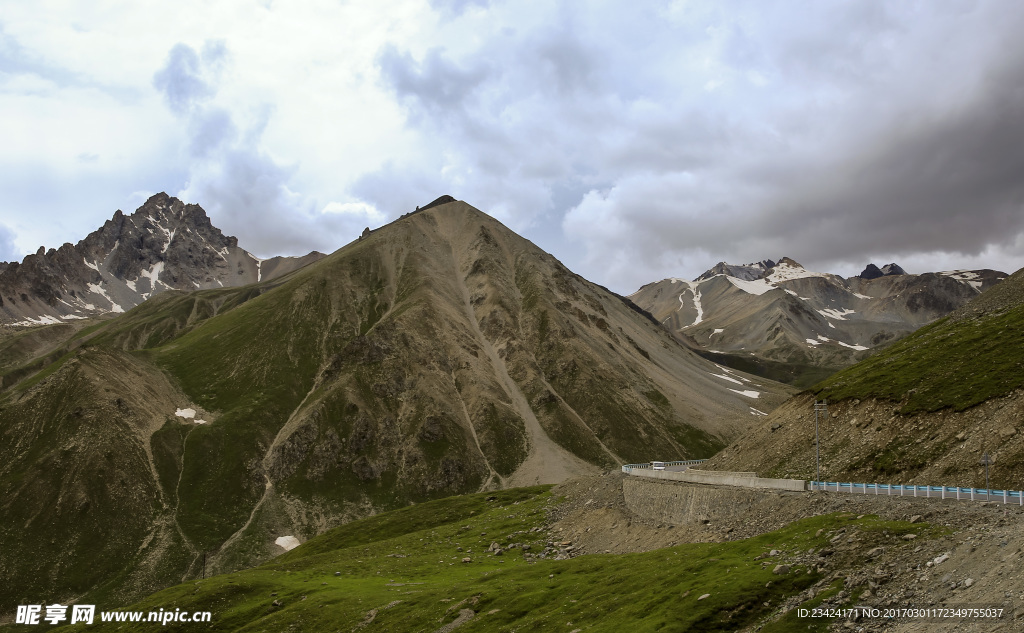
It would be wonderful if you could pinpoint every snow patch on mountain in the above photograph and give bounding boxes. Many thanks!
[87,282,124,313]
[765,260,831,283]
[247,252,264,282]
[140,261,165,298]
[153,220,176,253]
[837,341,868,351]
[12,315,64,326]
[727,276,775,295]
[275,536,301,551]
[690,288,703,326]
[729,389,760,398]
[818,308,855,321]
[941,270,983,290]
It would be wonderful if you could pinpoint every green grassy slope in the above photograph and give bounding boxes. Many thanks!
[60,486,935,633]
[814,299,1024,414]
[0,349,191,610]
[0,201,767,613]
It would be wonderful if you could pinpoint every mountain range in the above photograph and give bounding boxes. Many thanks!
[708,264,1024,489]
[630,257,1006,386]
[0,193,325,327]
[0,196,791,612]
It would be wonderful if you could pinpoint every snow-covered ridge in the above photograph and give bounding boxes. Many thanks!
[629,258,1007,386]
[941,270,983,290]
[764,260,832,284]
[726,276,775,295]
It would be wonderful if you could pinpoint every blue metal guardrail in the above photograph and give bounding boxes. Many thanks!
[621,460,707,473]
[622,463,1023,506]
[809,481,1024,505]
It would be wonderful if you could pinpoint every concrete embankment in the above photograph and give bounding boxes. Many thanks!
[621,476,799,527]
[624,466,806,491]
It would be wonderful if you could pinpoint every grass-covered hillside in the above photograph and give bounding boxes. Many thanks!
[43,486,931,633]
[814,267,1024,414]
[0,199,790,615]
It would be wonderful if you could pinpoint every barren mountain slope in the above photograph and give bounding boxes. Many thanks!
[0,197,791,612]
[632,258,1005,387]
[705,266,1024,489]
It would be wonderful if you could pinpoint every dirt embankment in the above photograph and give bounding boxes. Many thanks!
[706,391,1024,490]
[549,471,1024,632]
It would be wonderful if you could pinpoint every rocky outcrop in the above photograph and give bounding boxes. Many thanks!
[0,193,324,326]
[859,262,908,279]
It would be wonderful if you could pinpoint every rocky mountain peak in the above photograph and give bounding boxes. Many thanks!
[859,263,884,279]
[880,263,906,276]
[696,259,777,282]
[2,195,325,326]
[419,194,457,211]
[774,256,803,269]
[859,262,907,279]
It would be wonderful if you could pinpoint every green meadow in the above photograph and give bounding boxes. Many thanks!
[53,486,934,633]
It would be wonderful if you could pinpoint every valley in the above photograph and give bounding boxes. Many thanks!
[0,197,790,617]
[2,196,1023,631]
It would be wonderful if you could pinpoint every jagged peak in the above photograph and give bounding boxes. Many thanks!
[859,262,906,279]
[418,194,457,212]
[880,263,906,276]
[143,191,172,206]
[774,256,803,269]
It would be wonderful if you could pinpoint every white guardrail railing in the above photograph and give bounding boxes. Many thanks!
[622,463,1024,506]
[621,460,707,472]
[809,481,1024,505]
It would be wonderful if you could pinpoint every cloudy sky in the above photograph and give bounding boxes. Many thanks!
[2,0,1024,294]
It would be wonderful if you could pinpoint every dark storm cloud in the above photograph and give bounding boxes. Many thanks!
[773,53,1024,262]
[547,2,1024,290]
[578,31,1024,284]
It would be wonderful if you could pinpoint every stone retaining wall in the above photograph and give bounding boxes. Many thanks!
[625,467,806,491]
[621,477,782,526]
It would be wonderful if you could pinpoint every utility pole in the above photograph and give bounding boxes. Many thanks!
[980,453,992,494]
[813,400,828,490]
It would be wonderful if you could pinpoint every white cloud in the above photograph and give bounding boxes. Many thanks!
[1,1,1023,292]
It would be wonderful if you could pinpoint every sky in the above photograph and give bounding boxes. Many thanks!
[2,0,1024,294]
